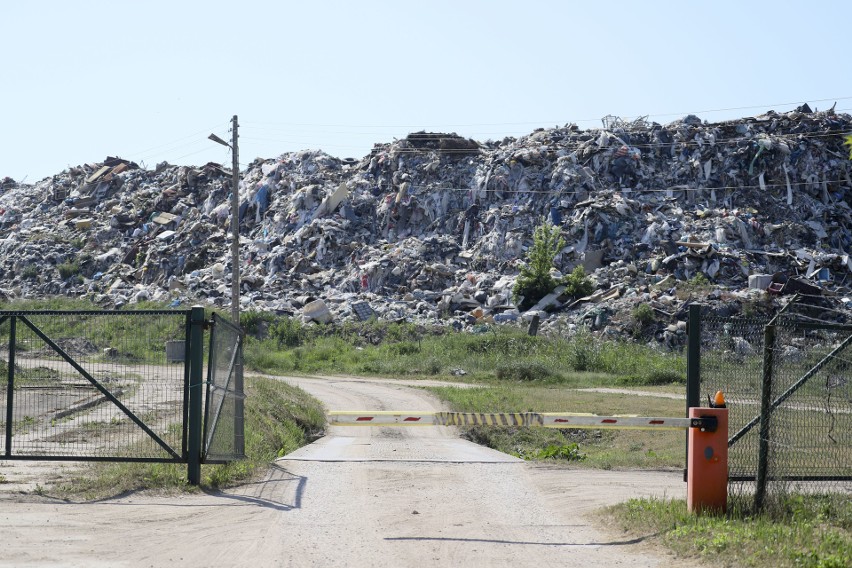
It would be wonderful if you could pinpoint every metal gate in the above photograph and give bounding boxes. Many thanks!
[0,307,245,484]
[203,313,245,462]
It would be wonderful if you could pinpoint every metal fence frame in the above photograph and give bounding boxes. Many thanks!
[0,306,243,485]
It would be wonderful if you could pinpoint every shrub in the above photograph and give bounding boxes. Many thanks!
[240,310,276,338]
[21,265,39,280]
[269,317,305,348]
[633,303,655,325]
[495,360,554,381]
[565,333,601,372]
[534,443,585,461]
[562,265,595,298]
[513,218,564,310]
[57,261,80,280]
[386,341,420,356]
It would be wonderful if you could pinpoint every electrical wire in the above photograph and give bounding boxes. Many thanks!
[297,176,851,197]
[127,122,230,160]
[239,96,852,130]
[237,127,852,157]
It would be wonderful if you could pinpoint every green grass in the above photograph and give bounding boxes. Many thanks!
[0,298,188,364]
[605,494,852,568]
[52,375,325,500]
[244,320,686,386]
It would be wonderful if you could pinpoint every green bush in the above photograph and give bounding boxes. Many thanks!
[57,261,80,280]
[562,265,595,298]
[565,333,601,372]
[240,309,276,337]
[533,443,585,461]
[495,360,555,381]
[461,330,542,356]
[513,218,564,310]
[386,341,421,356]
[21,265,38,280]
[632,303,655,325]
[269,317,305,348]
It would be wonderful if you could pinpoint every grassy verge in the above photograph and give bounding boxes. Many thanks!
[242,316,686,387]
[604,495,852,568]
[53,375,325,500]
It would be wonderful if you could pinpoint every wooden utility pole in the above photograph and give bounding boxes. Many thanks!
[230,115,240,324]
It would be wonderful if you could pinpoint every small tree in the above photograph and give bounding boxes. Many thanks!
[513,218,563,310]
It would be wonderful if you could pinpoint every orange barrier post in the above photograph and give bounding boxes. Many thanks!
[687,392,728,514]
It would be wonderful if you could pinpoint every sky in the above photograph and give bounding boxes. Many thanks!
[2,0,850,182]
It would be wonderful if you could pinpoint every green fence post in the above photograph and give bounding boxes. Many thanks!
[685,304,701,481]
[187,306,205,485]
[234,332,245,457]
[754,321,776,512]
[4,317,16,456]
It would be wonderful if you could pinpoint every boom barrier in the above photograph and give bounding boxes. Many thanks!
[328,411,707,431]
[328,402,728,515]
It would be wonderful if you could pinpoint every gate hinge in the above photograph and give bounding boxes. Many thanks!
[689,416,718,432]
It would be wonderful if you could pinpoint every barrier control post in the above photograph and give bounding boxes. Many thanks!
[687,391,728,514]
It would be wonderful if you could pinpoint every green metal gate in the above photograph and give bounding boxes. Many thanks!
[203,313,245,462]
[0,307,244,484]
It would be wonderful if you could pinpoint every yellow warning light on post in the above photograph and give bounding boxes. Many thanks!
[713,391,726,408]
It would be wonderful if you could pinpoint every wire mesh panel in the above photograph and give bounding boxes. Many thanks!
[698,314,769,482]
[697,304,852,507]
[761,317,852,488]
[203,313,245,462]
[0,310,189,461]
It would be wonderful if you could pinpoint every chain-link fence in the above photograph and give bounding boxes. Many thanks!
[693,301,852,511]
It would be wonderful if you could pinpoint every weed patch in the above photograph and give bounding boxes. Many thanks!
[606,495,852,568]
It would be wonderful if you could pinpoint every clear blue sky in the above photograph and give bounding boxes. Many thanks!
[3,0,850,182]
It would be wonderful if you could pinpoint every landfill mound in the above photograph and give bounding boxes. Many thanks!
[2,106,852,345]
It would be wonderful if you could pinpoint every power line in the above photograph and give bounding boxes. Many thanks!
[238,118,849,158]
[237,122,852,156]
[127,122,229,159]
[321,177,851,197]
[239,96,852,130]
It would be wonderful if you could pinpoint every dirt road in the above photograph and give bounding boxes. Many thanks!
[0,375,698,567]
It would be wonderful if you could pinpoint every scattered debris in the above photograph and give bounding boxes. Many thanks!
[2,106,852,346]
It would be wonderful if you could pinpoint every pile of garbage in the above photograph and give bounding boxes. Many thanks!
[2,105,852,345]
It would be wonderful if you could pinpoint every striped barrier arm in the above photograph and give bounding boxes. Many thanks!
[328,411,436,426]
[539,413,692,430]
[328,411,692,430]
[435,412,532,427]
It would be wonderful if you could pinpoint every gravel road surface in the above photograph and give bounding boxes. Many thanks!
[0,375,701,567]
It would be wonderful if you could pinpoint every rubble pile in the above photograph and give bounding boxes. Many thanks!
[2,106,852,344]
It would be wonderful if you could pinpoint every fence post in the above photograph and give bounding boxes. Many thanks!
[187,306,205,485]
[234,331,245,457]
[754,321,776,511]
[685,304,702,481]
[4,317,16,456]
